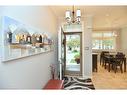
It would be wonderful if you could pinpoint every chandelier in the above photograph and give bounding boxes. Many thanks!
[65,6,81,24]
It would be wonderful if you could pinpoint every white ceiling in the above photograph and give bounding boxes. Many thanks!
[50,6,127,30]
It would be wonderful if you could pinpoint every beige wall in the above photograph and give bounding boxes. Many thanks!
[0,6,58,89]
[115,29,121,52]
[120,27,127,57]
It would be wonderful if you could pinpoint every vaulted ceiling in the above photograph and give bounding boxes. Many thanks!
[50,6,127,30]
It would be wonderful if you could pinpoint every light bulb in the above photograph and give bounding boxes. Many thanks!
[65,10,71,19]
[76,9,81,17]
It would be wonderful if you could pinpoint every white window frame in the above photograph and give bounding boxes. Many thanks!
[92,31,116,51]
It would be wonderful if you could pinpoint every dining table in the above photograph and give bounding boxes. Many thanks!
[104,54,126,72]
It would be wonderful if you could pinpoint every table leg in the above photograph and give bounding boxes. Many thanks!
[124,58,126,72]
[104,60,106,69]
[108,63,110,72]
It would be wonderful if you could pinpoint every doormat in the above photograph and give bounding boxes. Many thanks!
[63,76,95,90]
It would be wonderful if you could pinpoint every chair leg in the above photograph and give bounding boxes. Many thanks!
[114,65,117,73]
[108,63,111,72]
[120,64,123,73]
[103,59,106,67]
[111,64,113,69]
[104,63,106,69]
[104,61,107,69]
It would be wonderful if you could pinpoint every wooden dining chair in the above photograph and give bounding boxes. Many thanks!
[100,51,109,66]
[104,55,114,72]
[112,54,125,73]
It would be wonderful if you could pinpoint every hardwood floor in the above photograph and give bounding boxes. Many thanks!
[92,63,127,89]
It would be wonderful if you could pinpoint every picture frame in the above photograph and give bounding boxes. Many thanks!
[1,16,54,62]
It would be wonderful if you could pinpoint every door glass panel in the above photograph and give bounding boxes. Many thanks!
[65,33,81,75]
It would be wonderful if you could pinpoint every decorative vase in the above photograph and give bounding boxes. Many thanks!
[50,64,55,79]
[52,73,54,79]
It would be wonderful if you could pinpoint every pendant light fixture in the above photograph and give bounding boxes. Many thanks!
[65,5,81,24]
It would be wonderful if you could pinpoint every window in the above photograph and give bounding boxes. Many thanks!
[92,31,116,50]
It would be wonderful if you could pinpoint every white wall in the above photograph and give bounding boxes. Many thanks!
[0,6,58,89]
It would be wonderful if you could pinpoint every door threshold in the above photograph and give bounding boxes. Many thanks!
[64,74,82,78]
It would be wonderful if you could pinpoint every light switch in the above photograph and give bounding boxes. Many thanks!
[85,47,89,50]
